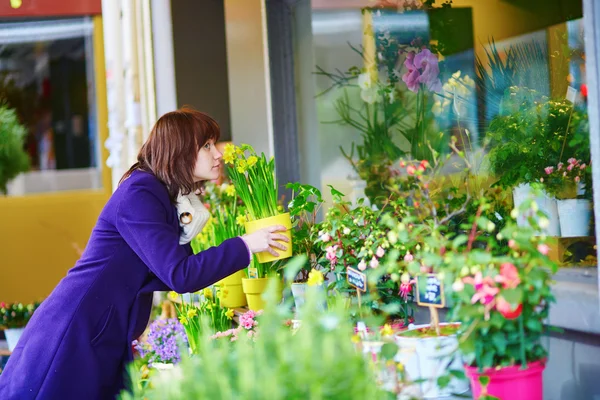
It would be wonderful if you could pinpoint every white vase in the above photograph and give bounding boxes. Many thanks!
[4,327,25,352]
[557,199,591,237]
[513,184,560,236]
[394,323,469,398]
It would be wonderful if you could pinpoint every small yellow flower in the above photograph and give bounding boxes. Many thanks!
[247,155,258,168]
[307,269,324,286]
[179,315,188,325]
[187,308,198,319]
[206,303,213,311]
[380,324,394,337]
[351,334,361,344]
[235,146,243,156]
[224,184,236,197]
[167,291,179,301]
[236,214,247,226]
[225,309,235,320]
[237,159,247,174]
[203,288,213,299]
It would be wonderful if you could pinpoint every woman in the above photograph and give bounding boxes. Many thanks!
[0,108,288,399]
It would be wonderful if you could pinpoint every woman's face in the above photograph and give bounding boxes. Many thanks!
[193,140,223,182]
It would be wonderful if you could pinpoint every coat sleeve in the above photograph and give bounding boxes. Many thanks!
[115,181,250,293]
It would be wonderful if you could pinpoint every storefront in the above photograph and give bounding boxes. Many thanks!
[0,0,109,302]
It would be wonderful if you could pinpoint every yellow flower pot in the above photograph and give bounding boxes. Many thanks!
[242,277,282,311]
[216,270,247,308]
[244,213,293,263]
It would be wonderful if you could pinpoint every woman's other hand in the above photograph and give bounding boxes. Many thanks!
[242,225,289,257]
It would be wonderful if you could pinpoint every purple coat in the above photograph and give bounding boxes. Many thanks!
[0,171,250,399]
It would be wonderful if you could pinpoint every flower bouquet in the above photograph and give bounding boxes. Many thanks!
[223,143,292,263]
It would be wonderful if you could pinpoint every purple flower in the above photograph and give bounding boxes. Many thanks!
[402,49,442,93]
[133,318,188,365]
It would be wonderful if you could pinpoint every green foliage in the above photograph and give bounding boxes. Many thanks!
[486,87,589,189]
[120,268,393,400]
[0,300,41,329]
[0,105,30,194]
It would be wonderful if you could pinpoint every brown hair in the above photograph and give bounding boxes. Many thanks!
[120,107,220,203]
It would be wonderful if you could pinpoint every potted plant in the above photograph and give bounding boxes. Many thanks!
[191,195,249,308]
[542,158,592,237]
[0,104,30,195]
[486,87,590,236]
[169,287,235,354]
[447,197,557,400]
[285,182,329,310]
[223,143,292,263]
[0,301,40,351]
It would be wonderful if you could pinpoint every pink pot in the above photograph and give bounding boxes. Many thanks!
[465,359,545,400]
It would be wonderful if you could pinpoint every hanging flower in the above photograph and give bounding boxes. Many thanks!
[537,244,550,256]
[496,296,523,320]
[495,263,521,289]
[404,252,414,262]
[369,256,379,269]
[325,245,338,262]
[544,166,554,175]
[357,259,367,271]
[376,246,385,258]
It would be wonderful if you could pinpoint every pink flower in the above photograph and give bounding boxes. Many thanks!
[376,246,385,258]
[568,158,577,165]
[580,163,587,169]
[496,296,523,320]
[575,176,581,183]
[464,272,499,311]
[420,160,429,169]
[567,164,574,171]
[369,256,379,269]
[557,162,564,171]
[399,281,413,300]
[320,233,331,242]
[508,239,516,249]
[495,263,520,289]
[537,244,550,256]
[544,166,554,175]
[540,178,544,183]
[326,245,338,262]
[407,165,416,176]
[400,161,406,168]
[402,49,442,93]
[404,252,414,262]
[357,259,367,271]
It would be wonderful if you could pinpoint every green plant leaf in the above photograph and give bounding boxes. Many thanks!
[380,342,399,361]
[501,288,523,305]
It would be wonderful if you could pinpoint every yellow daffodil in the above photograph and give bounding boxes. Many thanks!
[307,269,324,286]
[167,291,179,301]
[380,324,394,337]
[187,308,198,319]
[224,184,236,197]
[179,315,188,325]
[235,146,243,156]
[247,155,258,168]
[223,143,236,165]
[225,309,235,320]
[236,214,247,226]
[203,288,213,299]
[206,303,213,311]
[237,159,247,174]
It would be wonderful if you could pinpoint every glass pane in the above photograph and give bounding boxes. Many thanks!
[307,1,594,266]
[1,18,101,196]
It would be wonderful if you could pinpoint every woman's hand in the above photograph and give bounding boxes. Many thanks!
[242,225,289,257]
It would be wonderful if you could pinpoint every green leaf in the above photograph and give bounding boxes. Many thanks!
[525,319,543,332]
[491,332,507,355]
[380,342,399,361]
[328,185,345,198]
[437,375,451,388]
[283,255,308,282]
[501,288,523,305]
[449,369,466,380]
[470,250,492,264]
[478,375,491,387]
[452,234,469,250]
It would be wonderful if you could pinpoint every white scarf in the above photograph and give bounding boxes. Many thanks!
[176,191,210,245]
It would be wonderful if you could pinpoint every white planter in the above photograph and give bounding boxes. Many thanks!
[5,327,25,352]
[557,199,591,237]
[394,323,469,398]
[513,184,560,236]
[291,283,326,312]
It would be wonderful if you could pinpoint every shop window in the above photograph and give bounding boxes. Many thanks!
[1,18,100,196]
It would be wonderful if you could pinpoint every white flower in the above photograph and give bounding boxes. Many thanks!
[343,227,351,235]
[510,209,519,219]
[486,222,496,232]
[452,280,464,292]
[539,217,550,229]
[358,72,372,90]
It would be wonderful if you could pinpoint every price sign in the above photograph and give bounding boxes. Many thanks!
[346,267,367,292]
[416,274,445,308]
